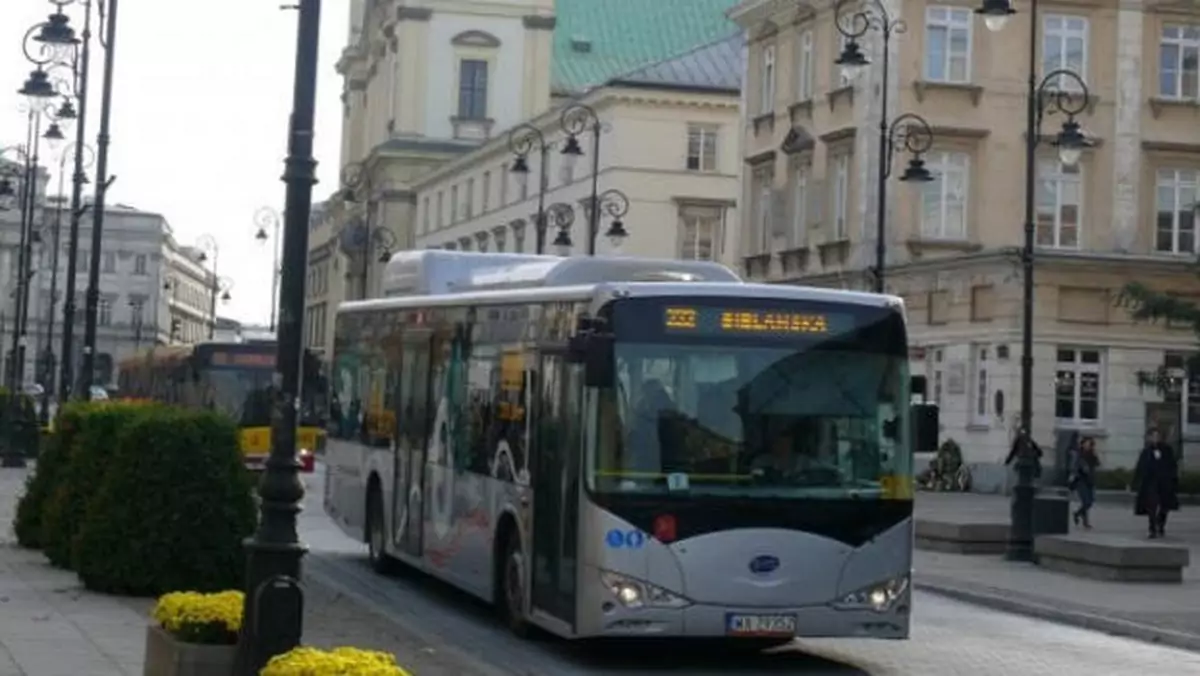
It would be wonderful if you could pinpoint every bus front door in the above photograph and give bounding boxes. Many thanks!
[531,354,581,627]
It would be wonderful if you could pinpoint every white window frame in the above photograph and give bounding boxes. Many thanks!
[832,154,849,240]
[482,171,491,212]
[970,345,989,426]
[422,196,431,233]
[465,178,475,218]
[436,191,444,227]
[1054,347,1104,428]
[134,254,147,275]
[678,204,721,261]
[923,6,973,84]
[686,125,718,172]
[1042,15,1089,91]
[450,185,459,222]
[98,298,112,326]
[920,151,970,240]
[928,348,945,408]
[753,167,773,253]
[1036,159,1083,249]
[797,29,814,101]
[1159,24,1200,99]
[760,44,777,115]
[1155,168,1198,254]
[790,162,808,245]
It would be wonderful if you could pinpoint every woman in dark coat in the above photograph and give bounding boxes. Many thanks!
[1133,427,1180,539]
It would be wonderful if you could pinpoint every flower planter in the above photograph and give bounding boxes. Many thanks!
[143,623,236,676]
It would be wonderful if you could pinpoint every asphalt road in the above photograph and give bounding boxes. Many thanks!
[299,466,1200,676]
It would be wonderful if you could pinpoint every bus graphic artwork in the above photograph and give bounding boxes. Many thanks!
[324,251,939,644]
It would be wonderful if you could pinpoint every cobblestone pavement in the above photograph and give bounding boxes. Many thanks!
[914,491,1200,649]
[300,465,1200,675]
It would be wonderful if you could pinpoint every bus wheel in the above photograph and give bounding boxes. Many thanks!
[366,487,398,575]
[499,534,529,637]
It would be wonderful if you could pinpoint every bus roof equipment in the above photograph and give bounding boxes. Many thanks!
[381,250,743,297]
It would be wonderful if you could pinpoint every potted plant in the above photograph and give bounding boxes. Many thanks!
[261,646,412,675]
[144,590,242,676]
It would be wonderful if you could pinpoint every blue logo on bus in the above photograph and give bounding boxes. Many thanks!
[605,528,646,549]
[748,555,780,575]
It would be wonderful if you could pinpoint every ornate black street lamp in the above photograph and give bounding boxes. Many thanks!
[976,0,1093,562]
[552,189,630,256]
[834,0,936,293]
[234,0,321,671]
[254,207,282,332]
[78,0,122,401]
[558,103,630,256]
[508,125,551,253]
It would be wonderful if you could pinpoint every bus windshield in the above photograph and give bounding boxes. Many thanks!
[591,297,911,499]
[205,368,273,428]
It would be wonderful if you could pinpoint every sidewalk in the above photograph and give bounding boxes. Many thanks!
[914,491,1200,651]
[0,465,489,676]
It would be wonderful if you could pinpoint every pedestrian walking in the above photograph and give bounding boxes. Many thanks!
[1133,427,1180,539]
[1069,435,1099,529]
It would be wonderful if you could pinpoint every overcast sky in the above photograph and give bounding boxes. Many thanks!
[1,0,349,325]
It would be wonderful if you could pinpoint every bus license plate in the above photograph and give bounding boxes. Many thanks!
[725,613,797,637]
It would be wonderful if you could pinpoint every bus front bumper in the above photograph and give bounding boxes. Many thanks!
[590,601,910,640]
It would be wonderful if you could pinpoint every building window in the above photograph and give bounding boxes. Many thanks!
[971,346,989,426]
[679,204,721,261]
[1164,353,1200,427]
[457,59,489,120]
[752,166,774,253]
[98,298,112,326]
[1159,24,1200,99]
[797,29,814,101]
[1156,168,1197,254]
[920,151,969,240]
[422,196,431,233]
[465,178,475,219]
[500,166,509,206]
[129,300,144,325]
[1055,348,1103,426]
[759,44,776,114]
[686,125,718,172]
[1043,15,1089,90]
[482,171,491,212]
[832,153,849,240]
[103,251,116,273]
[924,7,972,84]
[436,191,444,227]
[134,254,147,275]
[450,185,459,222]
[790,162,808,245]
[1036,160,1082,249]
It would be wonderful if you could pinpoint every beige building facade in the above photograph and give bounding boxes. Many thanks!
[412,38,743,263]
[730,0,1200,477]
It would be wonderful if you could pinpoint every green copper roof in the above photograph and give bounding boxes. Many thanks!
[552,0,741,93]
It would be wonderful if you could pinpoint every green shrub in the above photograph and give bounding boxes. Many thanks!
[42,402,156,568]
[74,407,257,596]
[12,404,85,550]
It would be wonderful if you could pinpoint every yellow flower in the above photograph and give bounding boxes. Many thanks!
[152,590,244,644]
[260,646,412,676]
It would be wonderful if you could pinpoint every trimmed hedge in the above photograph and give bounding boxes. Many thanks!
[12,404,84,549]
[74,406,256,596]
[41,402,157,568]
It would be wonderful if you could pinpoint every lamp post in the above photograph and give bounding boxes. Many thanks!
[195,235,229,339]
[234,0,321,671]
[59,0,96,405]
[253,207,282,332]
[128,297,142,350]
[976,0,1093,561]
[337,162,389,299]
[833,0,937,293]
[78,0,121,402]
[557,103,632,256]
[507,125,551,253]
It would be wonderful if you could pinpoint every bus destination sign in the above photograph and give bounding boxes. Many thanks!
[663,307,846,336]
[210,351,275,368]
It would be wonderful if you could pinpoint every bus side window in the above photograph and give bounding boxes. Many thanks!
[464,343,496,475]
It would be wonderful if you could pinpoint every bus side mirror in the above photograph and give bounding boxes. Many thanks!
[584,334,615,388]
[911,403,939,453]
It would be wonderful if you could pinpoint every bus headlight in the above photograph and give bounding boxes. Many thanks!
[600,571,690,610]
[833,575,909,612]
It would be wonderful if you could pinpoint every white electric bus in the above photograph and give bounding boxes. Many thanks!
[323,251,936,648]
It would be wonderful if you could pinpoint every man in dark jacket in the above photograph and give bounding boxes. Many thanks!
[1134,427,1180,539]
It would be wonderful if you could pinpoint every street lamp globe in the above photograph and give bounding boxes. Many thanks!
[552,228,572,257]
[18,68,56,99]
[255,227,269,243]
[604,219,629,254]
[43,122,66,150]
[510,154,530,190]
[976,0,1016,33]
[560,135,583,174]
[1054,119,1091,168]
[835,39,870,80]
[55,99,77,120]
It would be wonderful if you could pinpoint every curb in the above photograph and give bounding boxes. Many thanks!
[914,577,1200,653]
